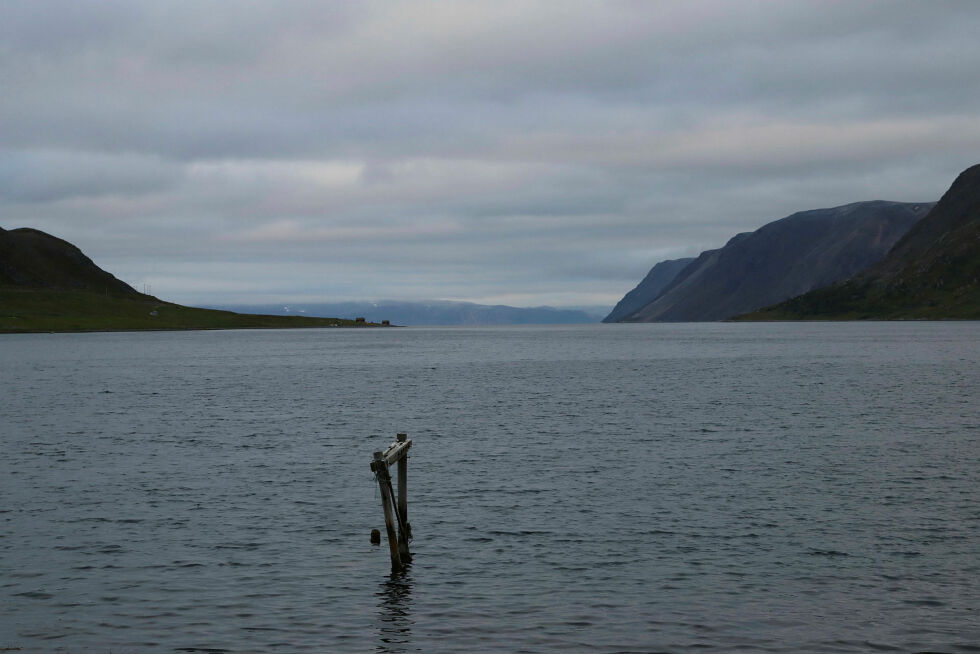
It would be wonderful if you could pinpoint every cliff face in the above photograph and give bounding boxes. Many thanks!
[602,257,694,323]
[0,227,140,296]
[743,164,980,320]
[619,201,931,322]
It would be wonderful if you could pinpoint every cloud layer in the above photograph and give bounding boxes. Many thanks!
[3,1,980,306]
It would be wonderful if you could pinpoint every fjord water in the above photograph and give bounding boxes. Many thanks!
[1,323,977,653]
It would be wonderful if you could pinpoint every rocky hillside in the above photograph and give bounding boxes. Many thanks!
[741,164,980,320]
[616,201,931,322]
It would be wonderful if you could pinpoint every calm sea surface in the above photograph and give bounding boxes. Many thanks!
[1,323,978,653]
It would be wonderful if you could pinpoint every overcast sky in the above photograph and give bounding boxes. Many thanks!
[2,1,980,308]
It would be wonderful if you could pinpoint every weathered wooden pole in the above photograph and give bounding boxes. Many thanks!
[370,434,413,571]
[396,433,411,543]
[373,450,403,572]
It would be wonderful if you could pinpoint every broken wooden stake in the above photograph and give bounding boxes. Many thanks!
[370,433,413,572]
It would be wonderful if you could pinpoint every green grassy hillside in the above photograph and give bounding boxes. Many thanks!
[0,226,383,332]
[0,288,377,333]
[735,278,980,320]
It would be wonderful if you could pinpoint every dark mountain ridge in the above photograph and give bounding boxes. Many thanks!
[741,163,980,320]
[617,200,932,322]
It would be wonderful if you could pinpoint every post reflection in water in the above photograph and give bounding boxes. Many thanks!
[375,564,415,653]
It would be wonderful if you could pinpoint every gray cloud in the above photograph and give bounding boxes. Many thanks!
[2,1,979,307]
[0,149,182,202]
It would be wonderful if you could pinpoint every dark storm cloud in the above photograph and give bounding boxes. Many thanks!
[2,1,979,306]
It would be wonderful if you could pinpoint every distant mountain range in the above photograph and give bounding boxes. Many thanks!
[206,300,604,326]
[741,163,980,320]
[607,200,934,322]
[0,226,603,329]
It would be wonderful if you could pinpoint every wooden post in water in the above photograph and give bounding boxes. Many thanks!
[370,434,413,572]
[396,433,411,543]
[373,450,402,572]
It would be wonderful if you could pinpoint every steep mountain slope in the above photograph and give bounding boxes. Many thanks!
[620,201,931,322]
[602,257,694,323]
[0,227,140,295]
[741,164,980,320]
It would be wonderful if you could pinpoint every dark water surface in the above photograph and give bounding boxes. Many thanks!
[1,323,978,653]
